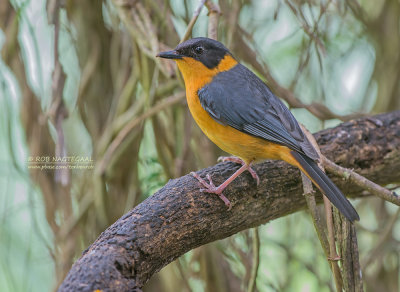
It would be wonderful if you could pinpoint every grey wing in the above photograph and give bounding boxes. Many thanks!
[198,64,319,160]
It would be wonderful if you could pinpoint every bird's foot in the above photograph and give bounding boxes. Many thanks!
[190,172,232,210]
[217,156,260,185]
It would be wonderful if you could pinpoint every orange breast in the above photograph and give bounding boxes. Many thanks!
[176,55,297,165]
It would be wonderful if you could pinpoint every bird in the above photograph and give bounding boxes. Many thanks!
[157,37,359,222]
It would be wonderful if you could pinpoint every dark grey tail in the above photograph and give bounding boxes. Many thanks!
[291,151,360,222]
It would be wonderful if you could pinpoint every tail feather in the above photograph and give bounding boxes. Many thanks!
[291,151,360,222]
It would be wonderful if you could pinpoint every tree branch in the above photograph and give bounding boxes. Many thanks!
[322,156,400,206]
[58,111,400,291]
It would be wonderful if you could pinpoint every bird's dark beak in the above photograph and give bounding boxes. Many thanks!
[156,50,183,59]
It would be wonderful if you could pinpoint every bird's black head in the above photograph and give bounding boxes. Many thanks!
[157,37,232,69]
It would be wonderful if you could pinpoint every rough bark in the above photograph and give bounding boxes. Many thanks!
[334,213,364,292]
[58,111,400,291]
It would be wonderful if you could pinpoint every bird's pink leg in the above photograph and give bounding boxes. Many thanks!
[191,158,259,210]
[218,156,260,185]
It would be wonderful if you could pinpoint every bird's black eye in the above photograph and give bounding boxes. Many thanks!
[194,46,204,55]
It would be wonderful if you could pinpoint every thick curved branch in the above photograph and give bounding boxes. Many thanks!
[59,111,400,291]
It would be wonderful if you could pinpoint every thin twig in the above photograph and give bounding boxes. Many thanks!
[113,0,172,77]
[322,156,400,206]
[176,261,192,292]
[301,172,329,251]
[235,27,365,122]
[302,172,330,255]
[300,125,343,291]
[284,0,326,54]
[323,195,343,292]
[361,207,400,268]
[301,165,344,291]
[300,154,344,290]
[180,0,206,43]
[205,0,221,40]
[247,228,260,292]
[96,91,185,175]
[48,0,69,186]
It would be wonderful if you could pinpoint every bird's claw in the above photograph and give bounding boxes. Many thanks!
[190,172,232,210]
[206,174,215,188]
[248,168,260,186]
[190,171,211,189]
[218,194,232,210]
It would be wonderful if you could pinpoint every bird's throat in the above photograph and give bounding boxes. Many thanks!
[176,55,238,91]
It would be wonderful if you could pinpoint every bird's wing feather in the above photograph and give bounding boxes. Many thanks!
[198,64,319,160]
